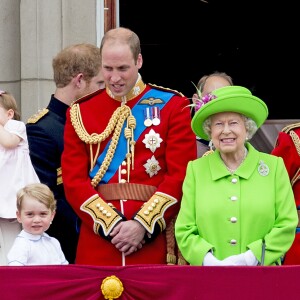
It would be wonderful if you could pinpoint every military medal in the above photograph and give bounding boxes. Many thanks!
[258,160,269,176]
[144,107,152,127]
[142,129,163,153]
[152,107,161,126]
[143,155,161,177]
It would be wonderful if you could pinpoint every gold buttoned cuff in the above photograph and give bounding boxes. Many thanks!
[134,192,177,234]
[81,194,122,236]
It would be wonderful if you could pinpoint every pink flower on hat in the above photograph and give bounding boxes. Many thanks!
[194,93,217,112]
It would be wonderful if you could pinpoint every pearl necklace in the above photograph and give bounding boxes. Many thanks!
[222,147,248,174]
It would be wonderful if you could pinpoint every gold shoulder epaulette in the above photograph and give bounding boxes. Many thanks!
[57,167,62,185]
[148,83,184,97]
[27,108,49,124]
[281,122,300,133]
[70,89,103,106]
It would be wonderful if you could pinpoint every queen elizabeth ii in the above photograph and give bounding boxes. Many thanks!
[175,86,298,266]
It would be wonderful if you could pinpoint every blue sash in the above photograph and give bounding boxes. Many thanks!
[89,88,174,184]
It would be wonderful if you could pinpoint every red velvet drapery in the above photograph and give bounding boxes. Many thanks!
[1,264,298,299]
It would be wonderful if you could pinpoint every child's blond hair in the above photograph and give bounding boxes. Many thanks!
[17,183,56,212]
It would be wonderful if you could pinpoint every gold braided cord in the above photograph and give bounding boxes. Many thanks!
[91,117,124,187]
[128,115,136,169]
[289,130,300,187]
[70,104,130,144]
[166,217,176,265]
[69,103,136,187]
[90,141,101,171]
[124,127,132,139]
[290,130,300,157]
[127,115,136,129]
[291,168,300,187]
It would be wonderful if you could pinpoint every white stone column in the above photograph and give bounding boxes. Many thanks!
[20,0,101,121]
[0,0,21,110]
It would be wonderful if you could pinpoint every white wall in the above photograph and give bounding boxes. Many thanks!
[0,0,103,122]
[20,0,101,121]
[0,0,21,109]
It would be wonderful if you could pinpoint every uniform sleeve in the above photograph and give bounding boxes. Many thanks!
[271,131,300,182]
[26,124,58,191]
[271,130,300,209]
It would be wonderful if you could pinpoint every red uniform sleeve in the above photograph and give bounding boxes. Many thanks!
[272,130,300,207]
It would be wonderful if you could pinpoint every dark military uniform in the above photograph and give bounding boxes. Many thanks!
[26,95,80,263]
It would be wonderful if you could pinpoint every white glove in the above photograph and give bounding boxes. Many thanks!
[203,252,235,266]
[203,252,220,266]
[223,250,258,266]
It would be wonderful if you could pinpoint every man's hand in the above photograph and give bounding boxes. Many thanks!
[110,220,146,256]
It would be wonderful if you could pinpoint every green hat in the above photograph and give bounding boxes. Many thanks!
[191,85,269,141]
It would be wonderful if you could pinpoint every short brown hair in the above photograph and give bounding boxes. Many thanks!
[52,43,101,88]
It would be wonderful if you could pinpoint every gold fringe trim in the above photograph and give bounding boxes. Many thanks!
[165,216,189,265]
[167,253,177,265]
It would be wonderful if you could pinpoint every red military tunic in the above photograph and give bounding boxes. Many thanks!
[62,82,197,266]
[272,123,300,264]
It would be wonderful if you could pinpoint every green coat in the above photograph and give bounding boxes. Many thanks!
[175,143,298,266]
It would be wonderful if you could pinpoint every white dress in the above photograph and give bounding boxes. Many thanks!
[0,119,40,218]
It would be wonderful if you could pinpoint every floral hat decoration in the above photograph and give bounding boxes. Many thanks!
[191,85,269,141]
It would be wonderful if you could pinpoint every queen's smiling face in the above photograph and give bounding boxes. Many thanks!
[210,112,247,155]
